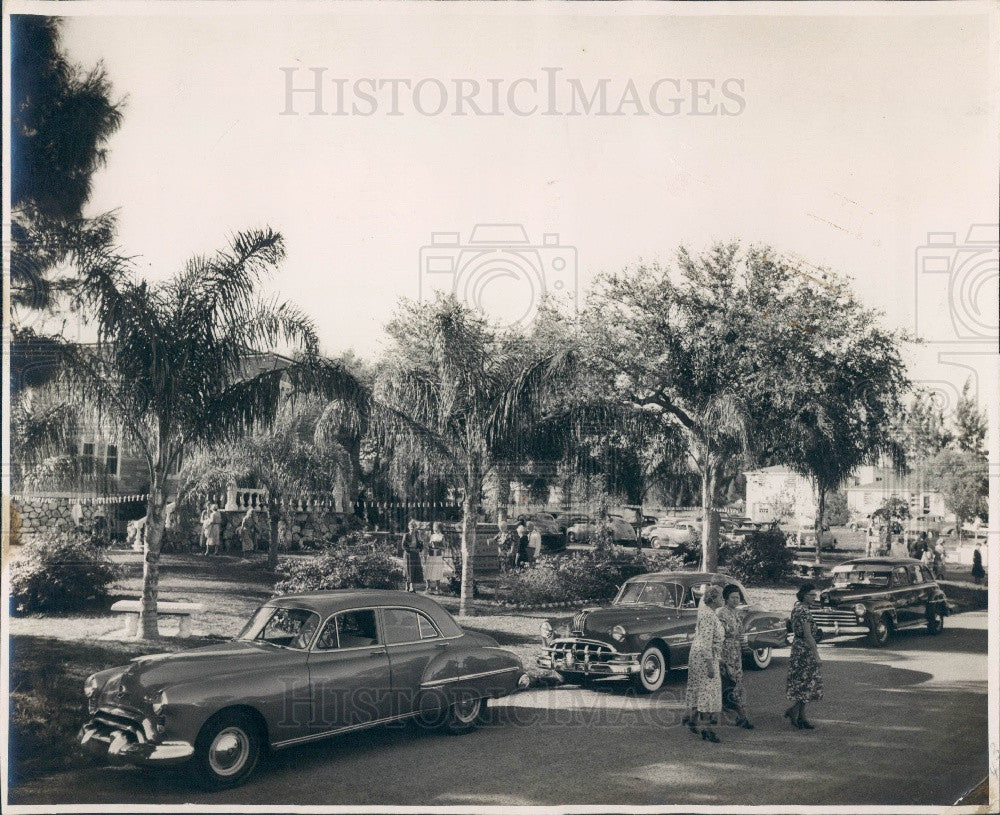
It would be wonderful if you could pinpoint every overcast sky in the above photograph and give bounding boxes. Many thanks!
[39,2,1000,414]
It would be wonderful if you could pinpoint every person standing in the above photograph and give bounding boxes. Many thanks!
[424,521,447,592]
[528,522,543,562]
[203,503,221,556]
[683,584,726,743]
[785,582,823,729]
[238,508,256,555]
[933,538,946,579]
[401,519,424,592]
[717,584,754,729]
[971,547,986,585]
[515,517,530,568]
[496,520,518,573]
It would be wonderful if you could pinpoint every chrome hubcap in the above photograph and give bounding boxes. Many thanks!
[452,697,480,723]
[642,654,663,684]
[208,727,250,776]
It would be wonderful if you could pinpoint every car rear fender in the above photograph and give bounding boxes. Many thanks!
[418,644,523,711]
[742,611,789,649]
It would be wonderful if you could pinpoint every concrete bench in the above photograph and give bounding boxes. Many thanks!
[110,600,205,638]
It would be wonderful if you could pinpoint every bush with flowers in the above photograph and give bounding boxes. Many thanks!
[273,534,404,595]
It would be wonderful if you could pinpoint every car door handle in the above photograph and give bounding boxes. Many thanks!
[435,642,449,649]
[369,650,384,657]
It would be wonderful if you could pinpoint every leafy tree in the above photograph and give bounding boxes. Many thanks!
[42,228,365,638]
[929,448,988,531]
[373,295,572,616]
[581,242,904,571]
[10,15,123,325]
[953,379,987,458]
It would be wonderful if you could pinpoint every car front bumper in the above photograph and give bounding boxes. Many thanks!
[79,713,194,765]
[814,622,870,638]
[537,641,641,676]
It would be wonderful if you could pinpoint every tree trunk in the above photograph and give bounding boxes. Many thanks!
[815,485,826,565]
[138,478,166,639]
[699,462,719,573]
[459,473,480,618]
[496,466,512,527]
[267,507,280,571]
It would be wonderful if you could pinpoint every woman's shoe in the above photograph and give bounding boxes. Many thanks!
[736,718,755,730]
[798,718,815,730]
[701,729,721,743]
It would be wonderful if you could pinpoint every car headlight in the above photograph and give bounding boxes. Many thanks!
[84,673,101,698]
[853,604,867,617]
[540,621,553,639]
[611,625,627,642]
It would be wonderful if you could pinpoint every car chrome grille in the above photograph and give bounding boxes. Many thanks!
[88,708,150,743]
[811,609,859,626]
[546,639,617,663]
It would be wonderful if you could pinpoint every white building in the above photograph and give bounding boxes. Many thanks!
[743,464,951,525]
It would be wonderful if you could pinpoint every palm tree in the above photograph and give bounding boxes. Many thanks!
[374,296,573,617]
[179,394,361,569]
[47,228,365,638]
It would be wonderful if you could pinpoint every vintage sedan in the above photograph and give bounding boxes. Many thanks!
[809,557,952,646]
[79,590,528,788]
[537,572,789,692]
[567,516,639,546]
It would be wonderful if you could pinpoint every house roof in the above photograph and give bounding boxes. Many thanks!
[743,465,800,476]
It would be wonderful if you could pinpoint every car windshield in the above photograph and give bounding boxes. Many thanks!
[615,582,685,607]
[237,606,320,649]
[834,569,890,588]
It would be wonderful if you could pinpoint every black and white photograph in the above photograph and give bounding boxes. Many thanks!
[3,1,998,811]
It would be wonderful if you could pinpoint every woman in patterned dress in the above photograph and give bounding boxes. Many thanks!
[785,582,823,729]
[717,584,754,729]
[683,584,726,743]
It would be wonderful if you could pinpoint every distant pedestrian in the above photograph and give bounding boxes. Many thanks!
[971,548,985,585]
[203,504,221,555]
[528,522,543,562]
[785,582,823,730]
[496,520,518,572]
[401,519,424,592]
[515,517,530,567]
[683,584,725,743]
[933,540,946,579]
[717,584,753,729]
[424,522,448,591]
[238,509,256,554]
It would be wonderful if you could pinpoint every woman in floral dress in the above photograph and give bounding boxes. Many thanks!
[717,584,754,729]
[683,584,725,743]
[785,582,823,729]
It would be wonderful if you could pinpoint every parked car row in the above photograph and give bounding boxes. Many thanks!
[79,557,952,789]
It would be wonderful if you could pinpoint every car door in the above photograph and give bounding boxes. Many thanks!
[889,566,921,627]
[658,582,696,666]
[380,607,451,716]
[307,608,393,734]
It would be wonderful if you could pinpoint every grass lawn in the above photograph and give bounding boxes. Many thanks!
[7,549,800,784]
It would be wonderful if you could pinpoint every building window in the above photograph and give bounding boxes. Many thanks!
[81,442,95,475]
[105,444,119,477]
[923,495,930,513]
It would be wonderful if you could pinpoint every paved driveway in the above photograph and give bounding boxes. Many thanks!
[7,612,989,808]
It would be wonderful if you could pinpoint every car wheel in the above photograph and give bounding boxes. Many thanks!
[193,710,264,790]
[650,537,663,550]
[745,646,773,670]
[441,694,485,735]
[867,613,892,647]
[567,532,577,544]
[926,610,945,635]
[631,645,669,693]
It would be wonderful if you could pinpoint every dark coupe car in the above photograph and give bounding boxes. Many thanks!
[537,572,789,692]
[809,557,952,646]
[79,590,528,788]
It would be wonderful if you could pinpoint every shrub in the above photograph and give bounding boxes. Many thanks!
[10,533,123,615]
[722,526,793,584]
[495,547,684,606]
[273,538,403,595]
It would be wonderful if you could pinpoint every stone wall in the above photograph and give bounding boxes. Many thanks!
[10,494,142,544]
